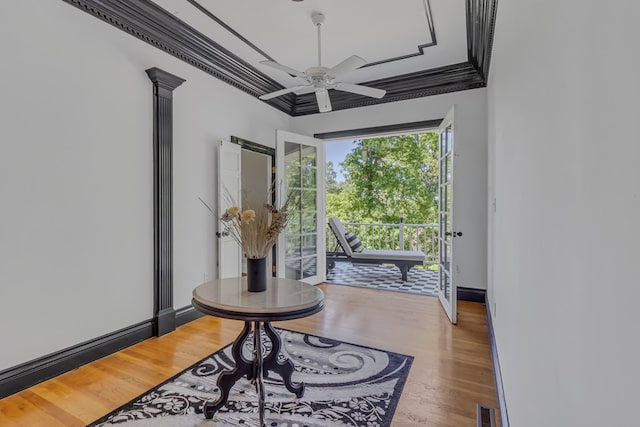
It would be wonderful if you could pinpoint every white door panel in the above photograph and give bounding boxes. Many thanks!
[217,140,242,278]
[276,130,326,285]
[437,108,457,324]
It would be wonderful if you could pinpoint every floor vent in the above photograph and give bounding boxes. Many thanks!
[477,404,496,427]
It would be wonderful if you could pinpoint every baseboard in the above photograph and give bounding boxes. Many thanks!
[176,304,204,326]
[0,319,154,399]
[485,296,510,427]
[457,287,486,303]
[154,307,176,336]
[0,304,207,400]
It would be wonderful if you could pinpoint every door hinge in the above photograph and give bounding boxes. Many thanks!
[272,166,276,174]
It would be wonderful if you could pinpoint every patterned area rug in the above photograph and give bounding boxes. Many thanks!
[326,262,438,297]
[89,329,413,427]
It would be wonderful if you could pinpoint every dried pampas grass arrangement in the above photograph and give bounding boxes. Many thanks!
[200,183,292,259]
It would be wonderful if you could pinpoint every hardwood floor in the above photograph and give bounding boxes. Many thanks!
[0,284,498,426]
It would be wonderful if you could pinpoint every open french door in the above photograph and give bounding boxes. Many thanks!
[217,140,242,278]
[276,130,326,285]
[437,108,457,323]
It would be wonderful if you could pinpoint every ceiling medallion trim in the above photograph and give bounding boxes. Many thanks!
[363,0,437,68]
[187,0,438,68]
[185,0,276,62]
[60,0,497,116]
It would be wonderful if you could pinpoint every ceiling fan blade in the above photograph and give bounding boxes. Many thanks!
[327,55,367,79]
[315,89,332,113]
[259,60,306,78]
[334,82,386,99]
[259,85,310,100]
[295,86,316,95]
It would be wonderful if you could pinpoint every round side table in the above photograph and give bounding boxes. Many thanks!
[192,277,325,427]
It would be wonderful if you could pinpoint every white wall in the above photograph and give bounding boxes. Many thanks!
[0,0,289,371]
[292,89,488,289]
[487,1,640,426]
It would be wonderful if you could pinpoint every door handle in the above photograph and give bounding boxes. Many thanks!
[453,231,462,237]
[216,231,230,238]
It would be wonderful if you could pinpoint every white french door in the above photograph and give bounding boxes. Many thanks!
[276,130,326,285]
[437,108,457,323]
[217,140,242,278]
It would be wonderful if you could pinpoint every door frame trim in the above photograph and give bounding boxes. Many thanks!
[313,119,443,140]
[230,136,277,275]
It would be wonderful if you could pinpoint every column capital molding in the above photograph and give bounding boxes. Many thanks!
[146,67,185,96]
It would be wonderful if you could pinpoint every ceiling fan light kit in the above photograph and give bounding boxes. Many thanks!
[259,12,386,113]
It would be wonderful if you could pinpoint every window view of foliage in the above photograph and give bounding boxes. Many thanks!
[326,132,439,225]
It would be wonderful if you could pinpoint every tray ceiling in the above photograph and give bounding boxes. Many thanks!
[153,0,468,87]
[61,0,497,115]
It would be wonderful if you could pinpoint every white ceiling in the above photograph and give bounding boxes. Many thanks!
[152,0,468,88]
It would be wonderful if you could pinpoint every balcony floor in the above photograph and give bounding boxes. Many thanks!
[326,261,438,297]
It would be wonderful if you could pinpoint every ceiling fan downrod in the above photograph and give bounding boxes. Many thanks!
[311,12,325,67]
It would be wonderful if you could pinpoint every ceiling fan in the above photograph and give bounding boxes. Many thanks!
[259,12,386,113]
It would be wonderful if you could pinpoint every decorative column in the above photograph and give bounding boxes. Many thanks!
[145,67,185,336]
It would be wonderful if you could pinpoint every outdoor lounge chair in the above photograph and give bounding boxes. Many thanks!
[327,217,426,281]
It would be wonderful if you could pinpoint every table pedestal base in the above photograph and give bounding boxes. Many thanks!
[203,321,304,426]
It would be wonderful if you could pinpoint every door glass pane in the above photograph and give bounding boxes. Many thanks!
[285,258,301,280]
[283,140,319,281]
[438,124,453,304]
[301,145,316,167]
[301,168,316,187]
[302,234,317,255]
[301,189,317,211]
[286,164,301,188]
[441,179,447,209]
[301,212,317,233]
[286,236,301,256]
[287,212,301,234]
[443,270,450,299]
[285,142,300,165]
[302,256,317,278]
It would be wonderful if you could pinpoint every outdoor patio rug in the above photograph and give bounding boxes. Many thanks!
[88,328,413,427]
[326,262,438,297]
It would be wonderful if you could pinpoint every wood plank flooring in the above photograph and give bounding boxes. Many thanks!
[0,284,499,426]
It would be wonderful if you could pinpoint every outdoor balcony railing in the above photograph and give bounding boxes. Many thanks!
[326,220,439,265]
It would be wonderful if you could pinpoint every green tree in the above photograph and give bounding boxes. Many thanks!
[337,132,439,224]
[326,183,356,221]
[325,161,341,194]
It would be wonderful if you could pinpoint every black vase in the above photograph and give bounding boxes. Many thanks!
[246,257,267,292]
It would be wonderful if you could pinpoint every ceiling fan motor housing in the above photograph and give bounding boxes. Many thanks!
[258,11,385,112]
[311,12,325,26]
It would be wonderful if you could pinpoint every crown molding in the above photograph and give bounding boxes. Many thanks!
[61,0,497,116]
[467,0,499,80]
[61,0,294,114]
[293,62,485,116]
